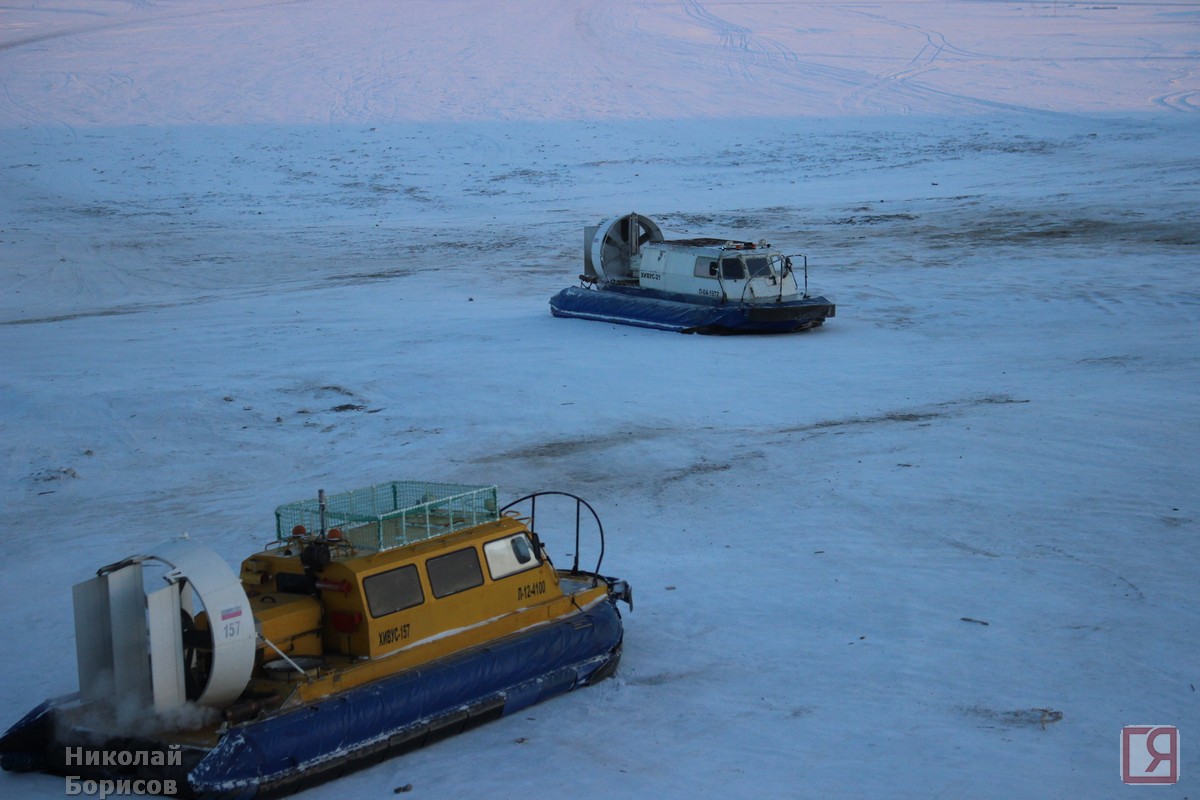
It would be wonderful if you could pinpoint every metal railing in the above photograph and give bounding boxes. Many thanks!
[275,481,499,552]
[499,491,606,579]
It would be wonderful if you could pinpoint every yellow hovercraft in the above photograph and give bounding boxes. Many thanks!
[0,481,631,798]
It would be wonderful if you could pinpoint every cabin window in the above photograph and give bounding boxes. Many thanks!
[363,564,424,618]
[426,547,484,599]
[483,533,540,580]
[746,256,772,278]
[721,257,745,279]
[693,258,718,279]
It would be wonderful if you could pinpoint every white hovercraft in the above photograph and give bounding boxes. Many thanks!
[550,212,835,333]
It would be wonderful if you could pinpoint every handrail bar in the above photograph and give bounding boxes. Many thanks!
[499,491,606,579]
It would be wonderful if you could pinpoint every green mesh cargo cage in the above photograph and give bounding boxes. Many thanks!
[275,481,499,552]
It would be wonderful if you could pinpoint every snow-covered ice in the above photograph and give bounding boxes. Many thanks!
[1,2,1197,798]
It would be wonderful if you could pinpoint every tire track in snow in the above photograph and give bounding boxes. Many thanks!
[838,9,1009,114]
[0,0,320,128]
[681,0,757,80]
[839,4,1200,115]
[672,0,1020,115]
[665,0,890,111]
[0,0,318,53]
[671,1,968,114]
[1153,88,1200,112]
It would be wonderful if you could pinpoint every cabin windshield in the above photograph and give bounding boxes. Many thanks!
[723,255,781,280]
[721,257,745,280]
[745,256,773,278]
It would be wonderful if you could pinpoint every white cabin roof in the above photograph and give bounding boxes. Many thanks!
[649,238,771,258]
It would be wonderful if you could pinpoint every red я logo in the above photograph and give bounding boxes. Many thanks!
[1121,726,1179,784]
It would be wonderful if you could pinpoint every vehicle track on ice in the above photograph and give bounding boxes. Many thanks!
[660,0,889,112]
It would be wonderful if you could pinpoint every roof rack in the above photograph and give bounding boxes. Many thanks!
[275,481,499,552]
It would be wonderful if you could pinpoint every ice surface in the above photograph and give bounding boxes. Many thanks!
[1,2,1197,798]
